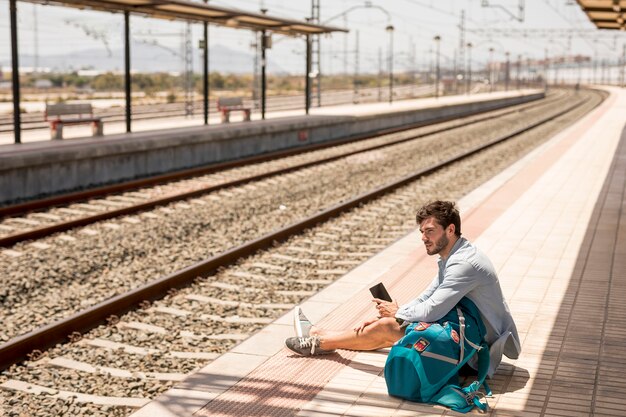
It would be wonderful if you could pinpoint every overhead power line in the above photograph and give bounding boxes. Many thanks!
[480,0,525,23]
[467,28,624,39]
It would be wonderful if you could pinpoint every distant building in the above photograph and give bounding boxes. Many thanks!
[77,69,105,77]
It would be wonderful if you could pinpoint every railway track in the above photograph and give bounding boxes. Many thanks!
[0,90,546,214]
[0,90,582,340]
[0,89,604,417]
[0,91,565,247]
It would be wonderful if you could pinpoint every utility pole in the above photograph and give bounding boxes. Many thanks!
[183,22,193,117]
[305,34,312,114]
[343,14,348,85]
[33,4,38,74]
[387,24,394,104]
[453,48,457,93]
[311,0,321,107]
[516,54,521,90]
[202,0,209,125]
[434,35,441,98]
[505,51,510,91]
[10,0,21,144]
[489,47,494,92]
[466,42,472,94]
[619,43,626,87]
[378,47,382,101]
[577,56,582,89]
[260,7,268,119]
[553,49,559,85]
[544,48,549,91]
[593,41,598,84]
[458,10,465,95]
[124,11,131,133]
[353,30,359,103]
[411,37,417,96]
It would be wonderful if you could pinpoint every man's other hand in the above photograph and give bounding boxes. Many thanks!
[353,318,378,334]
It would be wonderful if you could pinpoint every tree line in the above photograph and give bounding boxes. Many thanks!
[15,71,418,94]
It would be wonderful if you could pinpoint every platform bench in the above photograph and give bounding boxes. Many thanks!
[217,97,251,123]
[45,103,103,140]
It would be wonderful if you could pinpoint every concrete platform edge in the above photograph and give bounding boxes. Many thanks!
[0,90,542,205]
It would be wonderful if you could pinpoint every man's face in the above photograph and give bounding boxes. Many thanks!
[419,217,450,256]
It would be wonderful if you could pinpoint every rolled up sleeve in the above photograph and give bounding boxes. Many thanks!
[395,260,479,323]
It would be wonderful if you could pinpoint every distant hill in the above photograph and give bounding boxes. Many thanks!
[1,42,289,74]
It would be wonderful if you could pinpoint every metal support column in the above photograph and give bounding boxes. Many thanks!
[124,11,132,133]
[505,52,510,91]
[305,35,312,115]
[466,42,472,94]
[10,0,21,144]
[387,25,394,104]
[621,44,625,88]
[261,30,267,120]
[203,20,209,125]
[516,54,521,90]
[458,10,465,94]
[434,36,441,98]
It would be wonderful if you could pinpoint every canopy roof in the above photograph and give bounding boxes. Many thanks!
[576,0,626,30]
[24,0,348,36]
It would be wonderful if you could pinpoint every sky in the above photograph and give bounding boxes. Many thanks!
[1,0,626,75]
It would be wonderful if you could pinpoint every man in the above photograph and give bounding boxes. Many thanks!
[285,200,520,377]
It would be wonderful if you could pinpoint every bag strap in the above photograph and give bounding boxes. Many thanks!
[430,342,491,413]
[461,341,492,412]
[457,307,466,363]
[475,342,492,396]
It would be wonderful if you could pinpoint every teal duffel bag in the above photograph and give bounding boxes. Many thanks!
[384,297,492,413]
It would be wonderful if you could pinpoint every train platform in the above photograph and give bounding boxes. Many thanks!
[0,89,534,146]
[131,85,626,417]
[0,89,542,205]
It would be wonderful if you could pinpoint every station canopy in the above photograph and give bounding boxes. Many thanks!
[576,0,626,30]
[23,0,348,36]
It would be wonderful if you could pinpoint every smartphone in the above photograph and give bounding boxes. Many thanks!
[369,282,392,302]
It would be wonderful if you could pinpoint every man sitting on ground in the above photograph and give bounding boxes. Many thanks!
[285,200,520,376]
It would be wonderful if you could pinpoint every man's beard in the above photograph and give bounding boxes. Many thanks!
[426,234,449,255]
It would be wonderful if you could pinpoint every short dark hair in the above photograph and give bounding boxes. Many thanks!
[416,200,461,237]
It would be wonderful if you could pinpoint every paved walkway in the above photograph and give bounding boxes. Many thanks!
[132,86,626,417]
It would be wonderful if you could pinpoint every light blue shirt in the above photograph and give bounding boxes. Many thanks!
[395,237,521,376]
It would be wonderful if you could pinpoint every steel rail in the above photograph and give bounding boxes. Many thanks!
[0,92,593,371]
[0,94,546,219]
[0,96,557,248]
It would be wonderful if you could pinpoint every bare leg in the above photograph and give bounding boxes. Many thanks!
[310,317,405,351]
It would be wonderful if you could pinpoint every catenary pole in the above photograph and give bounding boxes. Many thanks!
[203,0,209,125]
[10,0,21,144]
[124,11,131,133]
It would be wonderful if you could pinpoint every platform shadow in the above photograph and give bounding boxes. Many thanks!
[517,123,626,413]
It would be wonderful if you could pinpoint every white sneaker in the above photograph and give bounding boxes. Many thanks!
[293,306,312,338]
